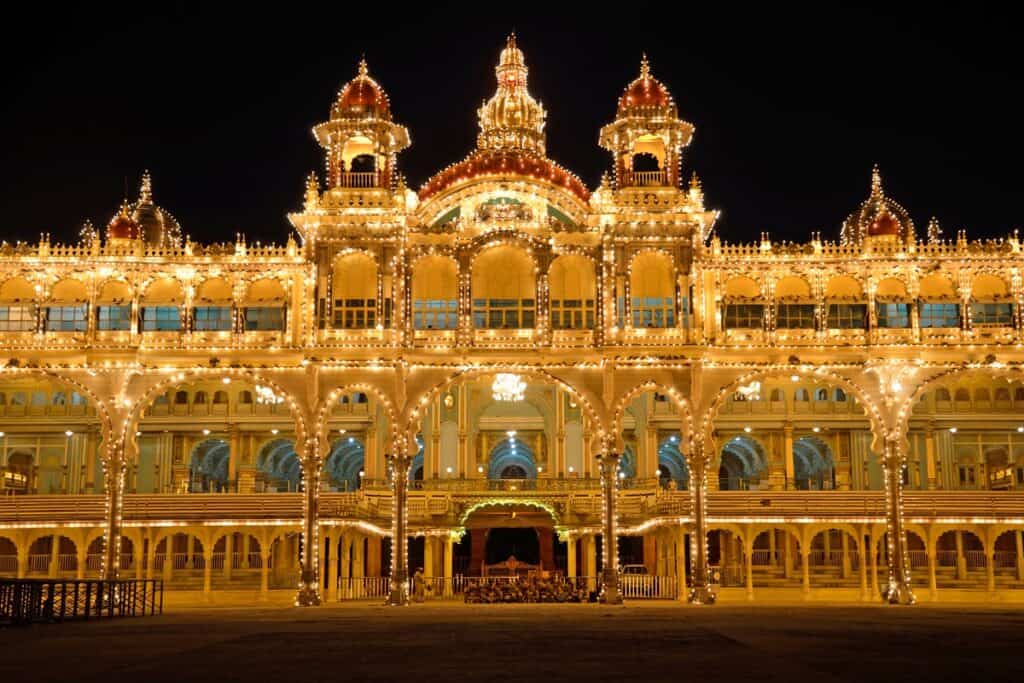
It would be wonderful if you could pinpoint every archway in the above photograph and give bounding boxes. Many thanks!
[325,436,365,491]
[718,435,767,490]
[792,436,835,490]
[470,245,536,329]
[257,439,302,492]
[461,503,562,576]
[658,437,689,489]
[488,433,536,480]
[189,439,230,492]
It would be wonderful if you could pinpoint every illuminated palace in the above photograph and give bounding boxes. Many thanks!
[2,37,1024,607]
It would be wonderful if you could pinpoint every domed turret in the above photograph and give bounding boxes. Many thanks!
[599,56,693,189]
[476,33,547,155]
[313,60,410,190]
[131,171,183,248]
[840,166,914,245]
[106,200,140,242]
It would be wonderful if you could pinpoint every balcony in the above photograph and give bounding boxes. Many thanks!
[337,172,381,189]
[621,170,668,187]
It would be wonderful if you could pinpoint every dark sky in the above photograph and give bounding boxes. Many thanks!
[3,3,1021,246]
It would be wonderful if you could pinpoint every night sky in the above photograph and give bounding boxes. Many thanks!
[3,3,1020,246]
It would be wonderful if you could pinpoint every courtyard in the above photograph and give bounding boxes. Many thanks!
[2,599,1022,682]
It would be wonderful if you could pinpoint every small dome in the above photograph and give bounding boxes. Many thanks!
[869,210,901,237]
[840,166,914,245]
[617,56,676,117]
[331,60,391,121]
[107,201,139,241]
[131,172,183,248]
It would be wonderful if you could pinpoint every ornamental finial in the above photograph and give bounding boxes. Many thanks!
[139,170,153,203]
[358,57,368,77]
[640,53,651,78]
[507,31,516,50]
[871,164,883,198]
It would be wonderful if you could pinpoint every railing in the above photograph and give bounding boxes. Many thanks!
[0,578,162,625]
[619,574,679,599]
[622,170,668,187]
[337,172,380,188]
[337,576,389,600]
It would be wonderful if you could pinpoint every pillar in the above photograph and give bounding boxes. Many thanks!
[744,540,754,601]
[924,425,938,490]
[869,533,879,598]
[858,532,869,601]
[352,534,365,598]
[928,551,938,601]
[986,549,996,593]
[327,533,339,601]
[841,533,850,579]
[259,547,270,599]
[203,546,213,600]
[228,425,240,492]
[567,536,577,579]
[145,534,156,581]
[443,536,454,597]
[48,535,60,578]
[386,451,412,606]
[688,445,715,604]
[296,443,322,606]
[801,544,811,597]
[339,533,351,598]
[424,536,435,579]
[783,423,794,489]
[1016,530,1024,582]
[955,531,966,580]
[769,530,777,568]
[224,533,234,580]
[100,443,127,581]
[881,438,915,604]
[77,546,88,581]
[596,451,622,604]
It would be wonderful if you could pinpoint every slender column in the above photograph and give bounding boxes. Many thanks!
[783,423,794,488]
[584,535,597,591]
[801,545,811,597]
[924,424,938,490]
[203,546,213,599]
[443,536,454,597]
[881,438,914,604]
[48,535,60,578]
[259,548,270,599]
[352,534,365,598]
[100,444,127,581]
[858,531,869,601]
[295,437,322,607]
[928,550,938,601]
[1016,530,1024,582]
[841,533,850,579]
[744,540,754,601]
[596,451,622,605]
[424,536,435,580]
[145,534,156,580]
[567,536,577,579]
[386,451,412,606]
[986,550,996,593]
[869,533,879,598]
[327,532,339,602]
[16,547,27,579]
[688,446,715,604]
[339,533,351,598]
[224,533,234,580]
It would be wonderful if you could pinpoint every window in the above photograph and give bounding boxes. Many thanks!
[875,302,910,328]
[413,300,457,330]
[193,306,232,331]
[551,299,594,330]
[97,305,131,331]
[45,305,87,332]
[724,304,763,329]
[0,305,35,331]
[776,304,815,329]
[827,303,867,329]
[333,298,376,329]
[141,306,182,331]
[631,296,674,328]
[918,302,960,328]
[472,298,534,329]
[244,307,285,331]
[971,302,1014,326]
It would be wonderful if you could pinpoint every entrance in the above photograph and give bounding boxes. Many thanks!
[457,504,565,576]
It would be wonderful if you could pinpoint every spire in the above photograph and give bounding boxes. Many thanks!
[640,53,651,79]
[478,35,546,154]
[358,57,369,78]
[139,170,153,204]
[870,164,883,198]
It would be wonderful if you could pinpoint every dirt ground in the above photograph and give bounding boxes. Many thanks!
[3,601,1023,682]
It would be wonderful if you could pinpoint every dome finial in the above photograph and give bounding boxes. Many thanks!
[871,164,883,197]
[507,31,517,49]
[358,57,368,77]
[139,170,153,204]
[640,53,651,78]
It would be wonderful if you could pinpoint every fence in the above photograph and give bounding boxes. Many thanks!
[333,575,676,601]
[0,578,162,626]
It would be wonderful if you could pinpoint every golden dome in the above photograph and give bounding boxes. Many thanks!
[840,166,914,245]
[617,56,676,118]
[477,34,547,155]
[131,172,183,249]
[331,60,392,121]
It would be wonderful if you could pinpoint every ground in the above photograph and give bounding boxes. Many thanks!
[3,596,1024,682]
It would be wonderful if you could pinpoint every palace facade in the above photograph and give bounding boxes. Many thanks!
[2,37,1023,606]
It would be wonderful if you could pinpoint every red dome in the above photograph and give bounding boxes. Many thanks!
[418,150,590,203]
[107,203,139,241]
[869,211,901,237]
[332,60,391,120]
[617,57,675,117]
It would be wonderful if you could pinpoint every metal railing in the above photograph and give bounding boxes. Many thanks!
[337,576,390,600]
[0,578,162,626]
[622,170,667,187]
[619,574,679,599]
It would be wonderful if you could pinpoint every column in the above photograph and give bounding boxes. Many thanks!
[869,532,879,598]
[48,535,60,578]
[769,530,777,568]
[424,536,435,580]
[744,539,754,601]
[203,545,213,600]
[224,533,234,581]
[145,534,156,581]
[596,451,622,604]
[387,450,412,606]
[296,439,322,607]
[928,549,938,601]
[881,438,914,604]
[688,445,714,604]
[443,536,454,597]
[584,535,598,592]
[955,531,966,580]
[228,425,240,492]
[924,425,938,490]
[567,536,577,580]
[327,532,339,602]
[1016,530,1024,582]
[841,533,850,579]
[801,543,811,597]
[783,423,794,489]
[986,547,996,593]
[100,442,127,581]
[352,534,365,598]
[858,531,869,601]
[259,546,270,599]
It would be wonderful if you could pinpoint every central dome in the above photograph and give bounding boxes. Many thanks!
[617,56,676,117]
[477,33,547,155]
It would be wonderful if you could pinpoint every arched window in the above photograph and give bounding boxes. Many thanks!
[471,246,535,329]
[188,439,231,493]
[970,274,1014,326]
[194,391,208,404]
[833,388,847,402]
[630,252,675,328]
[239,390,253,404]
[549,255,596,330]
[814,388,828,401]
[213,391,229,404]
[792,436,835,490]
[657,437,689,489]
[325,437,366,491]
[51,391,67,405]
[411,256,458,330]
[174,390,189,405]
[332,253,379,329]
[935,387,952,402]
[794,388,810,401]
[954,388,970,401]
[488,435,536,479]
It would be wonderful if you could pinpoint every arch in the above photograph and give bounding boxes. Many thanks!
[629,251,675,328]
[410,255,458,330]
[189,439,231,492]
[718,435,767,490]
[332,252,378,329]
[488,434,536,479]
[918,274,957,301]
[96,279,132,303]
[971,273,1009,300]
[0,368,110,440]
[549,254,596,330]
[0,277,35,301]
[824,275,864,300]
[901,366,1024,438]
[610,380,694,453]
[195,277,233,304]
[325,436,366,491]
[875,277,908,301]
[657,436,690,489]
[245,278,287,304]
[774,276,812,300]
[702,369,883,449]
[723,276,761,300]
[792,436,835,490]
[49,278,88,303]
[458,499,560,527]
[471,245,536,329]
[256,438,302,492]
[141,278,184,303]
[316,382,398,461]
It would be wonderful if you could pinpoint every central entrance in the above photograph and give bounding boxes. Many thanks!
[456,503,566,576]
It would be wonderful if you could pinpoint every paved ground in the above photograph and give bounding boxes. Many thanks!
[3,601,1023,682]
